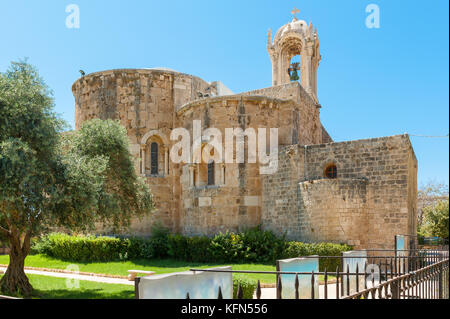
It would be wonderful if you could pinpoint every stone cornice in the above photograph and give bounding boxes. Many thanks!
[71,68,208,93]
[176,95,291,115]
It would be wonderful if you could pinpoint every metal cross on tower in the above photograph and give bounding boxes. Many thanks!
[291,7,300,20]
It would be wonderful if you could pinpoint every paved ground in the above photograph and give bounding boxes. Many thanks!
[253,284,338,299]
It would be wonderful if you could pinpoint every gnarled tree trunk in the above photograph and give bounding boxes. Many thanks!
[0,231,33,297]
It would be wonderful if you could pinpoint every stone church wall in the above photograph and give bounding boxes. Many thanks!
[176,95,296,235]
[296,178,369,248]
[239,82,323,145]
[262,134,417,249]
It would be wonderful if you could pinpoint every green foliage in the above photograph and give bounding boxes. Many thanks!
[0,60,153,250]
[125,237,154,260]
[186,236,213,262]
[233,275,257,299]
[240,226,287,262]
[65,119,154,232]
[33,228,352,269]
[420,200,449,239]
[167,234,189,260]
[283,242,352,271]
[0,61,67,238]
[149,223,170,258]
[417,234,425,245]
[418,181,449,230]
[122,223,170,260]
[207,227,287,263]
[209,231,249,262]
[33,233,129,262]
[167,235,212,262]
[0,60,154,295]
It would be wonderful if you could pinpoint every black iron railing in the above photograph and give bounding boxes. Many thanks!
[188,250,449,300]
[344,258,449,299]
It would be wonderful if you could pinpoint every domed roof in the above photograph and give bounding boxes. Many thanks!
[272,18,314,45]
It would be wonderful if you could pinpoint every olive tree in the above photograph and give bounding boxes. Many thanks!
[0,61,153,296]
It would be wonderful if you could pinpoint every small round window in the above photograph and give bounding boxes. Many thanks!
[324,164,337,179]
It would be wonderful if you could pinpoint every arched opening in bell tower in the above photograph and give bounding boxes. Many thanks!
[277,36,303,86]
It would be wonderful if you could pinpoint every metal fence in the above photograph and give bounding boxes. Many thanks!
[189,249,449,300]
[344,258,449,299]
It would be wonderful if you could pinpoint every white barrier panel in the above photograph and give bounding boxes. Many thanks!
[342,250,367,294]
[277,256,319,299]
[137,266,233,299]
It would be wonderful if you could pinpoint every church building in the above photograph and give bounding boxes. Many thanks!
[72,10,417,249]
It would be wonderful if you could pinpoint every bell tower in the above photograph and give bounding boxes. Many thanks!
[267,8,321,102]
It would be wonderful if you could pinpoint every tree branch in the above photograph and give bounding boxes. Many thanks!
[0,224,10,235]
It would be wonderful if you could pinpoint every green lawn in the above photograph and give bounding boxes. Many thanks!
[0,274,134,299]
[0,254,334,285]
[0,254,278,284]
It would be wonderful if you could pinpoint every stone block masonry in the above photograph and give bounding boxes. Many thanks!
[262,134,417,250]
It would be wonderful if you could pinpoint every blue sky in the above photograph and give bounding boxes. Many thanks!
[0,0,448,186]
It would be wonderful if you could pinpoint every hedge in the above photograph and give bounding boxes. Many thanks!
[233,275,257,299]
[32,228,352,268]
[32,233,129,262]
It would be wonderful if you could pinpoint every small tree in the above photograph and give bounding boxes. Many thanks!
[418,181,449,228]
[420,200,449,239]
[0,61,153,296]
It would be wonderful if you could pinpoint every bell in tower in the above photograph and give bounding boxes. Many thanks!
[288,61,300,82]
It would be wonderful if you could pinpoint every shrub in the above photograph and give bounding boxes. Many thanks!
[117,223,170,260]
[32,229,352,268]
[167,235,213,262]
[283,241,352,271]
[149,222,170,258]
[233,275,257,299]
[32,233,129,262]
[186,236,213,262]
[125,236,154,259]
[167,234,190,260]
[30,235,52,255]
[240,226,287,262]
[209,231,249,263]
[170,228,288,264]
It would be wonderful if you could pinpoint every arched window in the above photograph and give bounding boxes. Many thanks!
[151,142,159,175]
[324,164,337,179]
[207,161,215,186]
